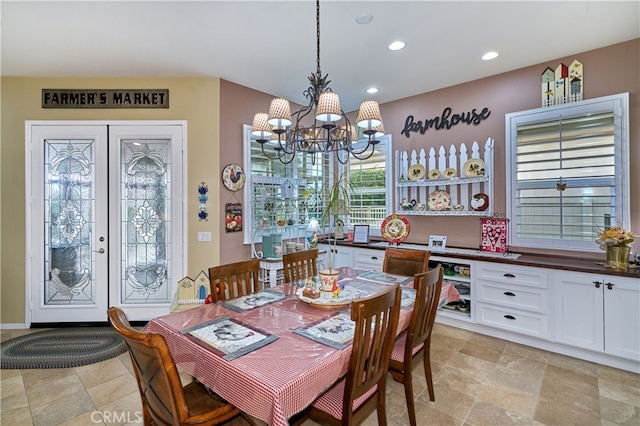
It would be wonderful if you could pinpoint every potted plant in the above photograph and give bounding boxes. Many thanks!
[595,223,636,269]
[317,171,353,291]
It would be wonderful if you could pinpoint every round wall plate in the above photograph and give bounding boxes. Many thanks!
[222,164,246,191]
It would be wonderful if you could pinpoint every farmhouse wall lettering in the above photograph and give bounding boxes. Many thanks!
[42,89,169,108]
[401,106,491,138]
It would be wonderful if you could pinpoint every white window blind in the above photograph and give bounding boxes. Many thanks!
[506,93,629,252]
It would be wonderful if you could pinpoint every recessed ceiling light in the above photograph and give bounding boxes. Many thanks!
[482,51,499,61]
[388,41,406,51]
[356,14,373,25]
[366,87,379,94]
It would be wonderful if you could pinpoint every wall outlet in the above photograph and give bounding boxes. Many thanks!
[197,232,211,242]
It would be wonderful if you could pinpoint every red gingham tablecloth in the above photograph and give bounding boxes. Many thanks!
[146,268,430,425]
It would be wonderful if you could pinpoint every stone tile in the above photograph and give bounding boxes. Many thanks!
[1,374,26,400]
[447,351,497,381]
[600,395,640,426]
[543,351,599,377]
[21,366,76,390]
[542,364,599,401]
[0,405,33,426]
[487,362,544,396]
[430,343,458,365]
[459,340,503,363]
[30,389,96,426]
[95,390,145,425]
[500,342,551,365]
[57,410,107,426]
[434,365,487,399]
[417,380,475,423]
[25,371,86,408]
[599,375,640,407]
[477,380,538,419]
[467,332,508,352]
[466,400,542,426]
[86,373,140,408]
[398,400,461,426]
[533,398,600,426]
[76,356,130,389]
[0,368,21,380]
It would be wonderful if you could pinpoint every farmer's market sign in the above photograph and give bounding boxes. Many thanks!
[42,89,169,108]
[401,106,491,137]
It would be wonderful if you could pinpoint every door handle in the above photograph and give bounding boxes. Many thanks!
[94,248,105,254]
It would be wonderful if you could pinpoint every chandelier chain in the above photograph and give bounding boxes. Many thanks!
[316,0,321,79]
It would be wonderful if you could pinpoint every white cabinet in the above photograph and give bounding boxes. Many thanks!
[553,271,640,361]
[475,262,549,339]
[318,244,353,270]
[353,248,384,270]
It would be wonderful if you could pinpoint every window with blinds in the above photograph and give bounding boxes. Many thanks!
[342,134,393,234]
[505,93,630,252]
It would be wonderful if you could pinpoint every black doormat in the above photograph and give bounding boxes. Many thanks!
[0,328,127,369]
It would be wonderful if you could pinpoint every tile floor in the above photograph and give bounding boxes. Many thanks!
[1,323,638,426]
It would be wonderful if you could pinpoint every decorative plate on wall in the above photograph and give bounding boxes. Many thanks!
[427,190,451,211]
[443,167,456,179]
[470,193,490,211]
[408,164,425,181]
[427,169,441,180]
[222,164,246,191]
[463,158,485,177]
[381,214,411,244]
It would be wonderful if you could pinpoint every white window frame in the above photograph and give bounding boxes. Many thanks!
[505,93,630,252]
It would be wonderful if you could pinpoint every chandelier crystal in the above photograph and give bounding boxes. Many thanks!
[251,0,384,165]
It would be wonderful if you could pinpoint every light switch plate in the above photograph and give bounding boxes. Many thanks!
[197,232,211,242]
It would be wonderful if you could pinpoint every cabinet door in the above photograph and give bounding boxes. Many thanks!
[552,271,604,352]
[603,275,640,361]
[353,248,384,270]
[318,244,353,269]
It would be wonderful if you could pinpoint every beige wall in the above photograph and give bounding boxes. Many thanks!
[1,77,220,324]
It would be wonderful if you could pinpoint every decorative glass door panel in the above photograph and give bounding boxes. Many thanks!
[119,138,171,304]
[28,122,184,323]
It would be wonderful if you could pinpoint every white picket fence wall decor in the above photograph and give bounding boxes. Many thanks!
[395,138,494,216]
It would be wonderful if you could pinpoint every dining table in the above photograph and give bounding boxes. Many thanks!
[146,266,459,425]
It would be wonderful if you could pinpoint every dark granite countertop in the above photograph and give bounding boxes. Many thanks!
[322,239,640,279]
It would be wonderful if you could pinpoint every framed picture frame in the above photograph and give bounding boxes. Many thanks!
[480,218,508,253]
[352,224,370,244]
[428,235,447,252]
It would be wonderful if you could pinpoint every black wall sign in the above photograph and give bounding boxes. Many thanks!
[401,106,491,137]
[42,89,169,108]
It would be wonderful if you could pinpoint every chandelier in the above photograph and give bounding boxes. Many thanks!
[251,0,384,165]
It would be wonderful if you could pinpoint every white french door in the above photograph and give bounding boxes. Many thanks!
[26,121,185,323]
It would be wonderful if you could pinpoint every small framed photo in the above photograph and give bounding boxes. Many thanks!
[352,225,370,244]
[428,235,447,252]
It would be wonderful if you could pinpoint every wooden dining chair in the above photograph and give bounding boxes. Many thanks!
[300,283,402,425]
[382,247,430,276]
[208,259,262,302]
[388,265,444,426]
[107,307,247,426]
[282,249,318,283]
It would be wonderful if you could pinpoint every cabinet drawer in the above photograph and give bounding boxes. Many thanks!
[354,249,384,270]
[476,302,549,339]
[475,263,548,288]
[476,281,548,313]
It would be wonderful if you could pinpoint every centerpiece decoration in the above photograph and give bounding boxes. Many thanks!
[595,223,636,269]
[318,171,353,291]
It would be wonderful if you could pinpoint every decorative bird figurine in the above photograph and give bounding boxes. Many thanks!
[332,281,341,298]
[229,169,242,183]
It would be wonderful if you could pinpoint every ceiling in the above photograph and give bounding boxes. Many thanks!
[2,1,639,112]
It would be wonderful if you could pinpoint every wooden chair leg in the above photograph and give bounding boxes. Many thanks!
[404,373,417,426]
[424,345,435,401]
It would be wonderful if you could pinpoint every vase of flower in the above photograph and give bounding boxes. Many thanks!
[606,245,631,269]
[596,223,636,270]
